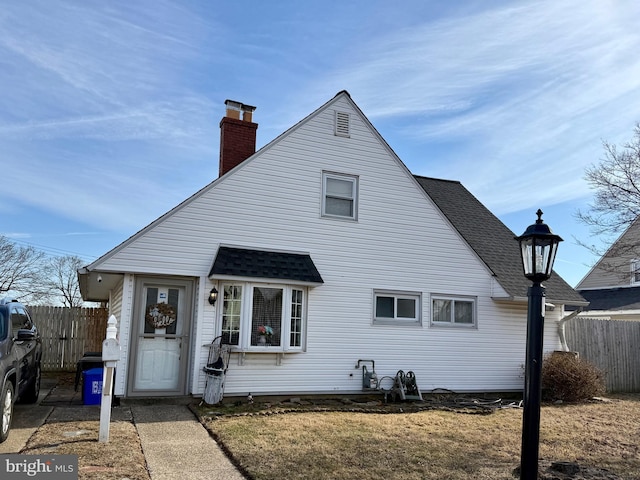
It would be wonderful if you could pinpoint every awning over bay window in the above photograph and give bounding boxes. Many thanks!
[209,246,324,285]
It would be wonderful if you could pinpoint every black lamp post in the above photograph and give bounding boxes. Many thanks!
[515,209,563,480]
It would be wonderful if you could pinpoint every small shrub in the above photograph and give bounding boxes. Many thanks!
[541,351,606,402]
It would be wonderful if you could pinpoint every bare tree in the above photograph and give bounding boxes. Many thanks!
[576,124,640,260]
[0,235,47,303]
[44,255,85,307]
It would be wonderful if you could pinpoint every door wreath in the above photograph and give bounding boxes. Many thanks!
[145,302,177,329]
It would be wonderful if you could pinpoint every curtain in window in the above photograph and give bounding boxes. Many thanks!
[454,301,473,324]
[251,287,283,346]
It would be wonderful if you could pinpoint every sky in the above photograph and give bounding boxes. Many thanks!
[1,0,639,288]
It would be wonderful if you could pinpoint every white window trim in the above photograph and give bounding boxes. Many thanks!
[321,171,358,221]
[631,260,640,285]
[373,290,422,326]
[430,294,477,328]
[219,282,307,352]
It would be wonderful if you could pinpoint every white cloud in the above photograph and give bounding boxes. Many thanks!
[0,0,214,137]
[298,0,640,215]
[0,96,214,143]
[0,0,638,274]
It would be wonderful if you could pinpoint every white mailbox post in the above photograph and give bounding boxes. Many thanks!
[99,315,121,443]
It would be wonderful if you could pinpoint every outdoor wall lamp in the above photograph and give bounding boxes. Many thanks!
[208,287,218,306]
[515,209,563,480]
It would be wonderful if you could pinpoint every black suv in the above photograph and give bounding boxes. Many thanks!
[0,298,42,443]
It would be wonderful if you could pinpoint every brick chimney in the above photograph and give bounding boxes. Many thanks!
[219,100,257,176]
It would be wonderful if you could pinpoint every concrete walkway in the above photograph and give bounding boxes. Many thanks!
[132,404,246,480]
[1,376,246,480]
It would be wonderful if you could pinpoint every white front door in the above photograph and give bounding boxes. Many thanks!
[130,278,193,396]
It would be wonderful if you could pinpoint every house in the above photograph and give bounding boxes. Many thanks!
[574,218,640,321]
[78,91,587,399]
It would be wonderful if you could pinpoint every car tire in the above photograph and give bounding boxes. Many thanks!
[21,363,41,404]
[1,381,14,443]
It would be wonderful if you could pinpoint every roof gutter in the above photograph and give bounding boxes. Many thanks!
[491,295,589,306]
[557,308,581,352]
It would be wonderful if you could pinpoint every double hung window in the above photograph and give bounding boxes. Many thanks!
[322,172,358,220]
[220,282,306,351]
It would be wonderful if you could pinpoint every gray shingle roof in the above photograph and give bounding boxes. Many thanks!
[209,246,324,284]
[414,176,587,305]
[577,287,640,311]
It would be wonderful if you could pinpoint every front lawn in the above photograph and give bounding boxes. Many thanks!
[198,394,640,480]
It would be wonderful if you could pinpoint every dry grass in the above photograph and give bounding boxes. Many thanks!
[201,395,640,480]
[21,418,150,480]
[16,372,150,480]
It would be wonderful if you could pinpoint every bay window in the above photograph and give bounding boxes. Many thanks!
[220,282,306,351]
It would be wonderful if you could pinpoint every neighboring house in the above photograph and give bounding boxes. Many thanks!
[575,218,640,321]
[78,91,587,399]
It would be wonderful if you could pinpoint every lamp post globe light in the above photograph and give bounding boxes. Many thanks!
[515,209,563,480]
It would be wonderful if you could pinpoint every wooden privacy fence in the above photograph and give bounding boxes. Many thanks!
[28,306,109,371]
[564,317,640,393]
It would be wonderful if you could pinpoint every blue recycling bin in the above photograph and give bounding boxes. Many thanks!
[83,368,103,405]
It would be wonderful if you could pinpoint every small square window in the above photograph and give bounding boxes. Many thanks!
[322,172,358,220]
[431,296,476,327]
[397,299,416,318]
[375,296,394,318]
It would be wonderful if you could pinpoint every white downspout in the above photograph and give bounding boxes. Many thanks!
[557,308,581,352]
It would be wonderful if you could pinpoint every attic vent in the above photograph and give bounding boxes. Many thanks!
[335,111,350,137]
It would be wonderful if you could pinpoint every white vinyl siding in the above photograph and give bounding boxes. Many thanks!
[94,93,558,396]
[322,172,358,220]
[577,220,640,290]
